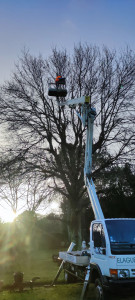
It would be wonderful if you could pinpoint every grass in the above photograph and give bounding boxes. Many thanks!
[0,285,84,300]
[1,284,135,300]
[0,248,135,300]
[0,248,61,284]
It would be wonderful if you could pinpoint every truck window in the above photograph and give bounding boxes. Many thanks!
[105,219,135,254]
[92,223,106,248]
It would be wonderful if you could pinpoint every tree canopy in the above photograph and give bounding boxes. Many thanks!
[0,44,135,244]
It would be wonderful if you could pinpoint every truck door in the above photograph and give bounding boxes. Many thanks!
[91,223,107,273]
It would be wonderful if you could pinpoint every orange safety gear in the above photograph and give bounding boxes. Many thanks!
[55,76,62,82]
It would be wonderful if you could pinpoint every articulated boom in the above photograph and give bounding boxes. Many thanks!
[48,81,135,300]
[60,96,104,220]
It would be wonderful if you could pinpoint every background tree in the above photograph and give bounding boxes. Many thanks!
[23,172,54,212]
[0,44,135,245]
[100,163,135,218]
[0,167,24,215]
[0,164,53,219]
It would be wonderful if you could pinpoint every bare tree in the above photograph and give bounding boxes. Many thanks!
[0,168,24,215]
[0,44,135,244]
[0,169,55,222]
[24,172,55,212]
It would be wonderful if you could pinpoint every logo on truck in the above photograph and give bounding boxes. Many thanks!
[117,257,135,264]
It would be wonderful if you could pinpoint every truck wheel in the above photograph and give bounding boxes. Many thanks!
[95,278,108,300]
[64,271,75,283]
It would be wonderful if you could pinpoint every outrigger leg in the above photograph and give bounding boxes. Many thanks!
[45,242,75,287]
[80,265,91,300]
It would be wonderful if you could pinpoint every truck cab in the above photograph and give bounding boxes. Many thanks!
[90,218,135,294]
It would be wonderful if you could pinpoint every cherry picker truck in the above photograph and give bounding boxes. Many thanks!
[48,78,135,300]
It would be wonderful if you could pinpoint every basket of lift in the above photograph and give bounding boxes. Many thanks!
[48,76,67,98]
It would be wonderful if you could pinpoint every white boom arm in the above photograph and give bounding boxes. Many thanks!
[60,96,104,220]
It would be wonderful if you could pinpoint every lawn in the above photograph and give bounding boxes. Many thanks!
[0,249,61,285]
[0,248,135,300]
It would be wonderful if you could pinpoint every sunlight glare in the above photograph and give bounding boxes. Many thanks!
[51,202,59,210]
[1,209,18,223]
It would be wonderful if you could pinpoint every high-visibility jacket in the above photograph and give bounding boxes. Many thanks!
[55,76,62,82]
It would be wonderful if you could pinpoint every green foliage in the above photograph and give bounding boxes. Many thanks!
[0,210,68,271]
[37,213,68,249]
[99,164,135,218]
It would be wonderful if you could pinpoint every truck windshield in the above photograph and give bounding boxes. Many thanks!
[105,220,135,254]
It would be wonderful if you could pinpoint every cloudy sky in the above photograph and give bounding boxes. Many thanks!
[0,0,135,84]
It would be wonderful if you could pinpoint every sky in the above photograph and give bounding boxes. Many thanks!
[0,0,135,84]
[0,0,135,222]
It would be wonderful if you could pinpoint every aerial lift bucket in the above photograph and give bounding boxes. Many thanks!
[48,76,67,98]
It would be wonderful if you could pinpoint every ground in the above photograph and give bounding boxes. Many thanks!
[0,248,135,300]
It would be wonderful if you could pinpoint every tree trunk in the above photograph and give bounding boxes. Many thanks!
[68,210,82,249]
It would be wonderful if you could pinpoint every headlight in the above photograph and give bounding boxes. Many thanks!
[110,269,130,279]
[118,269,130,278]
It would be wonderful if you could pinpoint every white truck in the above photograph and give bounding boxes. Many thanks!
[48,81,135,300]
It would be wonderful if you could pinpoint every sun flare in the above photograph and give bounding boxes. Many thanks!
[1,209,17,223]
[50,202,59,211]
